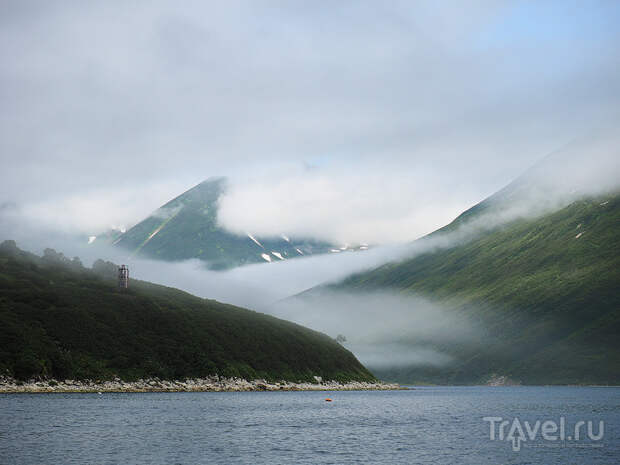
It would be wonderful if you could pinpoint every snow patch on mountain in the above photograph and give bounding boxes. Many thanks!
[247,233,264,248]
[147,225,164,241]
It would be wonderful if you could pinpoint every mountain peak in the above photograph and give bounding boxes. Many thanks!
[113,178,333,269]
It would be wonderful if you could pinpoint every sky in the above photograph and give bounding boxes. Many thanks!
[1,0,620,243]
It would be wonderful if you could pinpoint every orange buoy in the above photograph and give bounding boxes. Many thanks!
[325,398,332,402]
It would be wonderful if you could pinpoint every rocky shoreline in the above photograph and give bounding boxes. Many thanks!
[0,376,404,393]
[485,374,520,386]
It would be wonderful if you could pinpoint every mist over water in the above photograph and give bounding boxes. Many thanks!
[1,212,483,369]
[268,290,481,369]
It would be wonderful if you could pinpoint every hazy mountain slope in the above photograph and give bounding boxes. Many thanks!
[432,132,619,237]
[334,192,620,384]
[112,178,336,269]
[0,240,375,383]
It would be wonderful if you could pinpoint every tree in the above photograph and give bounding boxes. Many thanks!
[92,259,118,280]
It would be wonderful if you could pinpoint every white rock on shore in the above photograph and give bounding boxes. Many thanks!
[0,376,404,393]
[485,374,520,386]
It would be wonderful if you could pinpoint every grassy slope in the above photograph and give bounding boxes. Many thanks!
[337,193,620,384]
[113,178,332,269]
[0,241,375,383]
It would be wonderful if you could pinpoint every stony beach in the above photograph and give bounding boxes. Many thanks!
[0,376,404,393]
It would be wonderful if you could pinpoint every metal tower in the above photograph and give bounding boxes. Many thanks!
[118,265,129,289]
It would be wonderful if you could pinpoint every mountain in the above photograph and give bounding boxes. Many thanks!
[304,152,620,384]
[0,240,375,383]
[110,177,351,270]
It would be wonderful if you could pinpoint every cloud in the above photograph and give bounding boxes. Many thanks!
[268,290,479,368]
[217,166,476,244]
[3,126,618,301]
[345,344,453,369]
[2,1,620,377]
[1,214,479,369]
[1,144,616,369]
[1,1,619,241]
[5,180,192,234]
[218,127,620,244]
[0,210,411,307]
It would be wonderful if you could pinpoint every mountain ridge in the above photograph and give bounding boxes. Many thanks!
[0,240,375,383]
[288,141,620,385]
[329,190,620,384]
[111,177,342,269]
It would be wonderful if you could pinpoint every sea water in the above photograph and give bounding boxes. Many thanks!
[1,386,619,464]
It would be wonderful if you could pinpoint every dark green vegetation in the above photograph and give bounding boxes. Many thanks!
[112,177,333,269]
[336,191,620,385]
[0,241,375,382]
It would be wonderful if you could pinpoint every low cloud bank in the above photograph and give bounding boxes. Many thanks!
[268,290,479,369]
[217,166,476,244]
[0,214,411,308]
[217,129,620,246]
[3,179,193,235]
[2,133,618,370]
[3,130,619,311]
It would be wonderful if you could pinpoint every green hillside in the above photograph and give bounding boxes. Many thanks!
[334,191,620,385]
[0,240,375,383]
[112,177,335,269]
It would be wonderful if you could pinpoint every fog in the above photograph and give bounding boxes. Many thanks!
[268,290,481,369]
[0,212,412,307]
[2,213,479,368]
[217,166,477,244]
[2,1,620,241]
[1,140,618,369]
[3,127,618,309]
[2,1,620,370]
